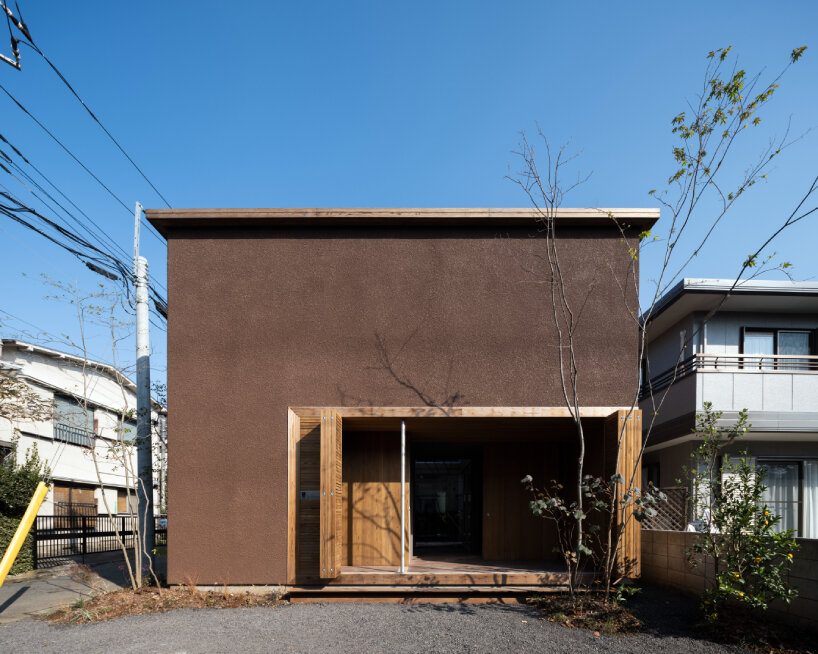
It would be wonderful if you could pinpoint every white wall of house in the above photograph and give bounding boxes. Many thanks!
[0,341,165,516]
[643,313,699,377]
[702,312,818,355]
[697,370,818,413]
[641,289,818,538]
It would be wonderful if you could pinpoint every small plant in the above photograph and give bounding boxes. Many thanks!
[522,473,665,601]
[686,403,798,621]
[611,584,641,605]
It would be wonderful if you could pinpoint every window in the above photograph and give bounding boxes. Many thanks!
[757,459,818,538]
[741,328,813,370]
[118,420,137,443]
[53,396,94,447]
[117,489,137,514]
[778,331,811,370]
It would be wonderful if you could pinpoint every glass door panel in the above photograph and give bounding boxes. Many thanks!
[413,457,477,553]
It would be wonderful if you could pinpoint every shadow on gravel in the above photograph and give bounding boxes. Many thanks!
[629,584,713,642]
[402,602,535,617]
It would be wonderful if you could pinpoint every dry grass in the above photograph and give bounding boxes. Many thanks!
[44,583,283,624]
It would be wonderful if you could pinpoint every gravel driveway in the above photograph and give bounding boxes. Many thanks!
[0,591,746,654]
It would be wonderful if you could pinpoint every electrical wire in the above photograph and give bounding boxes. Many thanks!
[0,190,140,301]
[0,5,171,323]
[19,39,173,210]
[0,82,167,249]
[0,132,168,296]
[0,176,169,308]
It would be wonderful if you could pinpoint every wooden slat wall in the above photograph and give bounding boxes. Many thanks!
[319,409,342,577]
[295,416,321,579]
[287,409,299,583]
[482,443,555,560]
[342,431,410,566]
[604,409,642,578]
[333,411,344,576]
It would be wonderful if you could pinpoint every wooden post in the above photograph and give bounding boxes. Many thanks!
[319,409,343,578]
[605,409,642,578]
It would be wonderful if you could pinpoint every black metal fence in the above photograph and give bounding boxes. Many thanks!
[53,501,98,529]
[32,514,167,568]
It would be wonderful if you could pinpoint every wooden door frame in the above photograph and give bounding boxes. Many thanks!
[286,405,638,585]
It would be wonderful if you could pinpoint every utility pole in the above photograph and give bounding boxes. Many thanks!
[133,201,154,581]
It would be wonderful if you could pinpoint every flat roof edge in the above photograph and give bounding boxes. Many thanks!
[643,277,818,325]
[145,208,660,237]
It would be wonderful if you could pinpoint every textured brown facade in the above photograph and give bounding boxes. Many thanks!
[150,210,656,585]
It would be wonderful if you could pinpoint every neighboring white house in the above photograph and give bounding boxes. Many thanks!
[640,279,818,538]
[0,338,167,518]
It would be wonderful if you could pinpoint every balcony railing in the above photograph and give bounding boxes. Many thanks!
[640,353,818,400]
[53,422,93,448]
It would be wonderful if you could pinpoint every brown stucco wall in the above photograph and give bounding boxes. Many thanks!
[163,224,641,584]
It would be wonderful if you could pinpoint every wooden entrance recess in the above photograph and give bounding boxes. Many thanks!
[287,407,642,590]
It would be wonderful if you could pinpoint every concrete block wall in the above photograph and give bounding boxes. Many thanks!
[642,530,817,630]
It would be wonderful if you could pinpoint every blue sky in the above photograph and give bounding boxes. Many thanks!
[0,1,816,387]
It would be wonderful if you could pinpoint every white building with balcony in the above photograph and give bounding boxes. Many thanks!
[0,339,166,518]
[640,279,818,538]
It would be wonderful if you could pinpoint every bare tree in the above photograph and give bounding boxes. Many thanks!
[44,279,161,589]
[510,45,814,600]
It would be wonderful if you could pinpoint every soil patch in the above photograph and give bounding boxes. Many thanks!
[528,593,641,635]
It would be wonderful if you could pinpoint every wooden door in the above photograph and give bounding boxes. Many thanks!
[319,409,343,578]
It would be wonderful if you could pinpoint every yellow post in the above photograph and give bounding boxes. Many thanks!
[0,481,50,588]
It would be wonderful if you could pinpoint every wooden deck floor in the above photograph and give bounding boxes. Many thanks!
[345,554,564,575]
[311,555,581,587]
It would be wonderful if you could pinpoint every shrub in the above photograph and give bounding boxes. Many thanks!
[687,403,798,620]
[0,435,49,518]
[0,515,34,574]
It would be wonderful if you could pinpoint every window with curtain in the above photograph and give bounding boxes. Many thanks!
[758,459,818,538]
[804,461,818,539]
[742,328,812,371]
[743,331,774,369]
[777,331,811,370]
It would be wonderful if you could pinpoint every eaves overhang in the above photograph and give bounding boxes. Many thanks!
[641,278,818,339]
[145,207,660,238]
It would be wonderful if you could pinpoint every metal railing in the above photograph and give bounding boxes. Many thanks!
[640,353,818,399]
[53,422,93,448]
[32,514,167,568]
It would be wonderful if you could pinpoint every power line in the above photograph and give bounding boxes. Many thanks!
[2,2,171,219]
[19,40,173,210]
[1,146,128,262]
[0,82,167,249]
[0,170,169,305]
[0,131,168,295]
[0,189,170,313]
